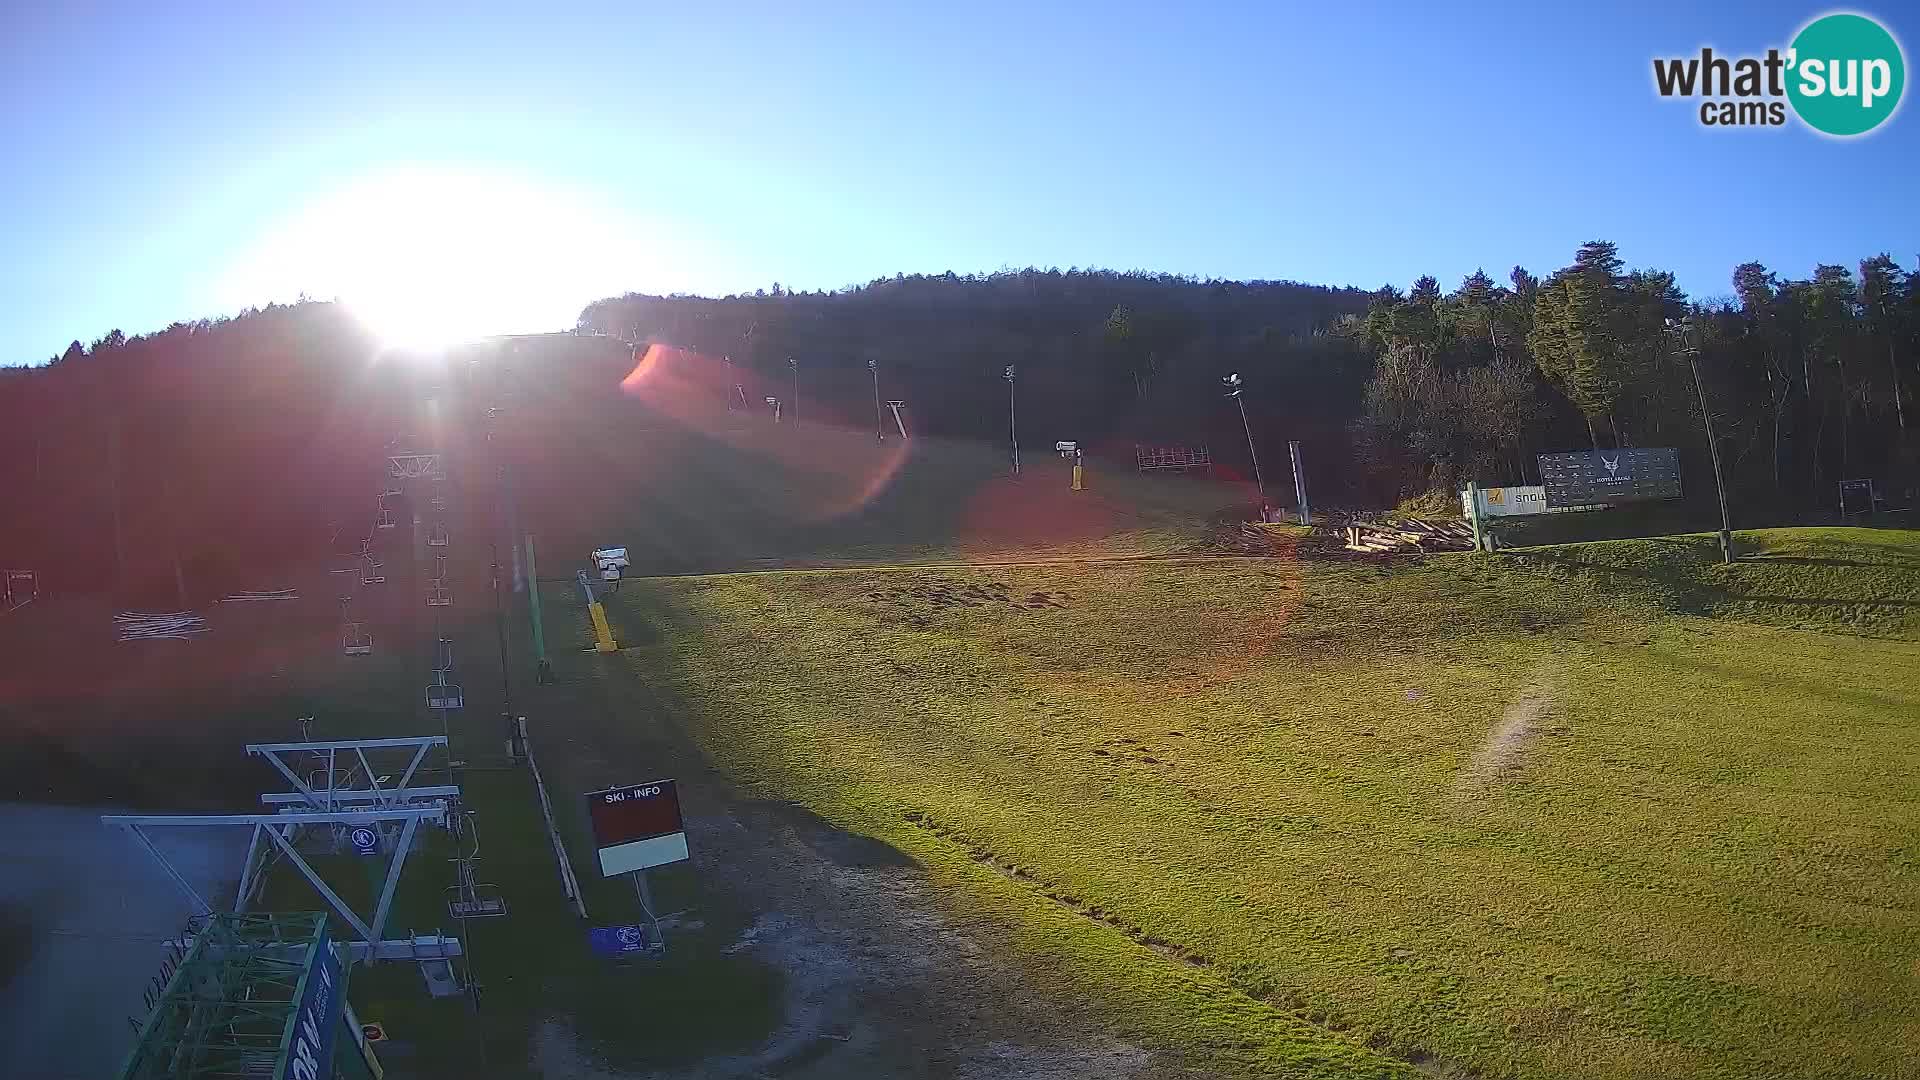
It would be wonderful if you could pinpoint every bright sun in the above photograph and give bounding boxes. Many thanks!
[223,167,652,351]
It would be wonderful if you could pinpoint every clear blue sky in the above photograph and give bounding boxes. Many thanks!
[3,1,1915,363]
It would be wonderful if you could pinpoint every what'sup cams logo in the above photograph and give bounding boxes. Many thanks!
[1653,11,1905,136]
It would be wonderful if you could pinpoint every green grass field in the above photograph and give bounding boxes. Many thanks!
[14,353,1915,1079]
[595,527,1920,1079]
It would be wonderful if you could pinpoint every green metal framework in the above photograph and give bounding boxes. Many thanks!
[118,911,343,1080]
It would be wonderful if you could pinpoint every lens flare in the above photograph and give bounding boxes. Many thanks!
[618,344,914,525]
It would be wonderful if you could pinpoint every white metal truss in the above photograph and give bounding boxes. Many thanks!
[387,454,443,480]
[101,806,452,961]
[245,736,448,814]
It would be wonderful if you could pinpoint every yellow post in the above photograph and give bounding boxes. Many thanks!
[588,602,617,652]
[1071,463,1084,490]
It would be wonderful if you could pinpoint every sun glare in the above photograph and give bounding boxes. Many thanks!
[221,167,654,352]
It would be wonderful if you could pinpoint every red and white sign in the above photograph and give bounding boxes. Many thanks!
[584,780,688,876]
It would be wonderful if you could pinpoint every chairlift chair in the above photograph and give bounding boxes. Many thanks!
[376,508,397,530]
[428,523,449,548]
[429,494,449,512]
[342,622,373,656]
[2,569,38,611]
[446,816,507,918]
[361,558,386,586]
[425,676,464,710]
[425,579,451,607]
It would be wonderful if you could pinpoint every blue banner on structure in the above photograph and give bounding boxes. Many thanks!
[278,936,344,1080]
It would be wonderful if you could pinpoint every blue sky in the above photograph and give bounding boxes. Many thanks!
[2,1,1915,362]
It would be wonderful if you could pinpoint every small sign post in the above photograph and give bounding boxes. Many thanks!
[584,780,689,954]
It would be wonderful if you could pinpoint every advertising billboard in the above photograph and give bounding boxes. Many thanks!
[1537,448,1681,508]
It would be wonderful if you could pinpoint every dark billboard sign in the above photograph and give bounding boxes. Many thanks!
[1537,448,1682,508]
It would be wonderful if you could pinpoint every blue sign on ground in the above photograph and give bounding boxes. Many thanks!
[278,937,343,1080]
[349,826,378,857]
[588,925,652,958]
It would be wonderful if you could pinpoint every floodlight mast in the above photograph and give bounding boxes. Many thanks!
[1222,373,1266,504]
[1666,316,1734,564]
[788,357,798,424]
[1004,365,1021,475]
[869,359,884,442]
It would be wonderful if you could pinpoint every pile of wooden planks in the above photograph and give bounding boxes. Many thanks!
[1221,521,1300,555]
[1342,518,1476,554]
[116,611,209,641]
[220,588,298,603]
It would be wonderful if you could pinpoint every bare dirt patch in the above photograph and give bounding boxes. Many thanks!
[1456,680,1556,792]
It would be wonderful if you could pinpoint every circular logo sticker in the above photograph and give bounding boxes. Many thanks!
[1787,13,1906,136]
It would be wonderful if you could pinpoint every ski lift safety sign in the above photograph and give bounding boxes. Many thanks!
[585,780,689,876]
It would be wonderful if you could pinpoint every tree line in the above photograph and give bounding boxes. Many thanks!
[1346,243,1916,512]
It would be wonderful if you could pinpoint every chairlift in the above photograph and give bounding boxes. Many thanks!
[342,622,373,656]
[429,494,449,512]
[361,558,386,586]
[434,637,454,672]
[428,523,449,548]
[2,569,39,611]
[425,579,451,607]
[382,487,402,499]
[376,508,397,530]
[425,676,464,710]
[358,538,374,556]
[446,816,508,918]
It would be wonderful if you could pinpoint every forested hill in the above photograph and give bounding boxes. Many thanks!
[584,254,1920,518]
[579,269,1375,460]
[2,250,1915,604]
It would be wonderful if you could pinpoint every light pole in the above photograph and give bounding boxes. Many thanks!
[1667,317,1734,564]
[788,357,798,425]
[869,359,884,442]
[1222,373,1266,506]
[1003,365,1020,475]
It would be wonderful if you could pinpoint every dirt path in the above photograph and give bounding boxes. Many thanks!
[529,621,1219,1080]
